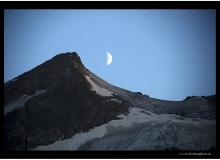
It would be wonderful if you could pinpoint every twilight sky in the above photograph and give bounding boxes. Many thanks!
[4,9,216,101]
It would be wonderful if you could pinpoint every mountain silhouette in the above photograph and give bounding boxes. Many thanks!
[4,52,216,150]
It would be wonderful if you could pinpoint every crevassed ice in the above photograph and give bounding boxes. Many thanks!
[4,90,47,115]
[33,107,208,150]
[34,108,146,150]
[85,75,113,97]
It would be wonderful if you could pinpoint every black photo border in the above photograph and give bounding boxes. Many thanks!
[0,1,219,159]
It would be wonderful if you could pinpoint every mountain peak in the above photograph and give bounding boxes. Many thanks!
[53,51,78,59]
[4,52,86,103]
[4,51,129,150]
[51,52,84,70]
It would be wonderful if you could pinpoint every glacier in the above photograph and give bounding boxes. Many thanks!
[34,107,215,150]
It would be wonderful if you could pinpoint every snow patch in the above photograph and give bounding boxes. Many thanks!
[4,90,47,115]
[110,98,122,103]
[85,75,113,97]
[190,96,207,101]
[200,97,208,102]
[34,123,108,150]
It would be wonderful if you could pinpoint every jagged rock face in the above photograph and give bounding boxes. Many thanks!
[4,52,129,150]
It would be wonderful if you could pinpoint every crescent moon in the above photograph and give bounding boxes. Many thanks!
[106,52,113,66]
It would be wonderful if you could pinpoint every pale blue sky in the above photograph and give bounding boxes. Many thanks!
[4,9,216,100]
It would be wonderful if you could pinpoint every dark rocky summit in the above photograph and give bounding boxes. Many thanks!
[4,52,129,150]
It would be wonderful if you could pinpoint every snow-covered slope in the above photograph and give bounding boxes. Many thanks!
[85,69,215,120]
[84,69,151,107]
[85,75,113,97]
[34,107,215,150]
